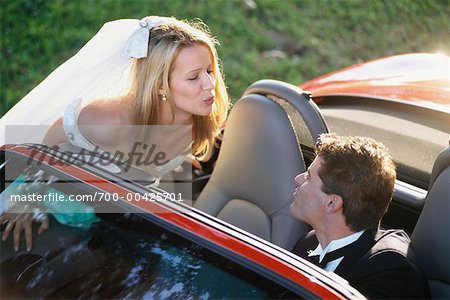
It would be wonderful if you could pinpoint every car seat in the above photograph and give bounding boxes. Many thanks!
[194,80,329,250]
[409,145,450,298]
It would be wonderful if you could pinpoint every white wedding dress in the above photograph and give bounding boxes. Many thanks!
[62,98,188,181]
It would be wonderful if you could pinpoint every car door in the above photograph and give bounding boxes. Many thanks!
[1,145,361,299]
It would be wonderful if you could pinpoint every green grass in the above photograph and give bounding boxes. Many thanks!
[1,0,449,116]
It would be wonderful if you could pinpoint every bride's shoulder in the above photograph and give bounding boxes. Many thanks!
[79,98,119,124]
[78,96,133,146]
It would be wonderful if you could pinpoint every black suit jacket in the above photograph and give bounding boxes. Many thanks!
[292,229,429,299]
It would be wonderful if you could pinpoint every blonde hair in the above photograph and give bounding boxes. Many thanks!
[129,18,229,161]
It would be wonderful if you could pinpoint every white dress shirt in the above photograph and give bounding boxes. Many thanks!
[308,230,364,272]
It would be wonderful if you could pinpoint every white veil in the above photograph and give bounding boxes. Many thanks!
[0,17,174,145]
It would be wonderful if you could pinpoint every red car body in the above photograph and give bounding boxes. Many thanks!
[1,144,363,299]
[300,53,450,112]
[2,52,448,299]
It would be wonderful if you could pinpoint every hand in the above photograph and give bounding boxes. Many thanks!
[188,155,203,170]
[0,211,49,252]
[174,155,203,173]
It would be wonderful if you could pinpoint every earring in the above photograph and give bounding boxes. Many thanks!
[162,94,167,101]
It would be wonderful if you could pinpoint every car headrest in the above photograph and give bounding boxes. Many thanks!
[429,146,450,190]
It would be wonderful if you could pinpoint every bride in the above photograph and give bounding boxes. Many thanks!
[0,16,229,251]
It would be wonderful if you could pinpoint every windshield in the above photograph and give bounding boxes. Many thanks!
[0,153,301,299]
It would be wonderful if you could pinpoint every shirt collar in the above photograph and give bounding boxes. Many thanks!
[308,230,365,262]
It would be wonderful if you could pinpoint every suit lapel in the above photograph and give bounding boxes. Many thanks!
[292,230,318,257]
[334,228,378,278]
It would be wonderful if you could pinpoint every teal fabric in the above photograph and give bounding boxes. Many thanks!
[43,189,100,229]
[1,174,99,229]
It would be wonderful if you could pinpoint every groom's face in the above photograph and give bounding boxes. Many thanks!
[290,156,330,227]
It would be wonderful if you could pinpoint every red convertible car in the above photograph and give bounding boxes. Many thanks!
[1,53,449,299]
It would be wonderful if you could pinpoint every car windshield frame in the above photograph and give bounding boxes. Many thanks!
[1,144,365,299]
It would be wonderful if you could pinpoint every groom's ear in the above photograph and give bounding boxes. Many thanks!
[324,194,343,214]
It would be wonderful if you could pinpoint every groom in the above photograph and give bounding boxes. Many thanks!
[290,133,429,299]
